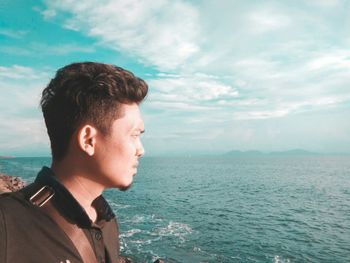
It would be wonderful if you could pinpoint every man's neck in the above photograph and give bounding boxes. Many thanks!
[51,160,104,223]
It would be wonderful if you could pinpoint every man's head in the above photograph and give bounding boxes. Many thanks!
[41,62,148,161]
[41,62,148,190]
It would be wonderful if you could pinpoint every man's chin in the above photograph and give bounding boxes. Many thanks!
[118,182,133,192]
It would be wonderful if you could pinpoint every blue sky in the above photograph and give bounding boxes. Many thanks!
[0,0,350,157]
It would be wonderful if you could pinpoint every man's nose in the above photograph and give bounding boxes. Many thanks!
[136,140,145,157]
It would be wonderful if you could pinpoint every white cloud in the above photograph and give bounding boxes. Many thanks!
[0,43,95,56]
[41,9,57,20]
[30,0,350,153]
[39,0,350,112]
[0,66,50,154]
[149,75,238,103]
[306,51,350,71]
[248,9,291,33]
[0,29,27,39]
[308,0,341,7]
[44,0,200,70]
[35,43,95,55]
[41,0,350,121]
[0,117,48,149]
[234,109,290,120]
[0,46,33,56]
[0,65,49,80]
[230,95,347,120]
[147,100,215,112]
[217,98,267,107]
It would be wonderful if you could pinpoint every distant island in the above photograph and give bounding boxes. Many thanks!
[224,149,348,157]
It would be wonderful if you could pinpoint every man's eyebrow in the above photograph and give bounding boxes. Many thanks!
[134,128,145,133]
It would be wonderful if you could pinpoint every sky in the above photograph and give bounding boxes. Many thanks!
[0,0,350,157]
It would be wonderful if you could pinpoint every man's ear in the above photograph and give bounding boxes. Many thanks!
[77,125,98,156]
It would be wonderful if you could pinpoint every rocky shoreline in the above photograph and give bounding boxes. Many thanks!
[0,173,26,193]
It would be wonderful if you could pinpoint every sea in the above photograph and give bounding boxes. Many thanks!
[0,156,349,263]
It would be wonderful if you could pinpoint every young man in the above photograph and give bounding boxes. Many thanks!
[0,62,147,263]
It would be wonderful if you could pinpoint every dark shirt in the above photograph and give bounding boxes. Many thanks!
[0,167,120,263]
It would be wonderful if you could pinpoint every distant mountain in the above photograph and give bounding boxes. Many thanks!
[268,149,321,156]
[225,150,264,157]
[225,149,322,157]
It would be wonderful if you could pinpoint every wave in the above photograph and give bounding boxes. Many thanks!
[151,221,193,244]
[274,255,291,263]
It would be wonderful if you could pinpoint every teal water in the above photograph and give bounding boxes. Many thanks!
[1,156,349,262]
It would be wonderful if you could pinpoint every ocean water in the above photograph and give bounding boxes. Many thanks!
[0,156,349,262]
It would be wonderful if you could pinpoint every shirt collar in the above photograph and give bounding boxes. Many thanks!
[34,166,115,228]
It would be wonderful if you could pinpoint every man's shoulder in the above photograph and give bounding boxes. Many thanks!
[0,187,64,241]
[0,189,84,263]
[0,191,38,239]
[0,191,33,218]
[0,184,47,221]
[0,191,23,207]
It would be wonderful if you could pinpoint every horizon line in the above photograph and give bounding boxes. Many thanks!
[1,149,350,159]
